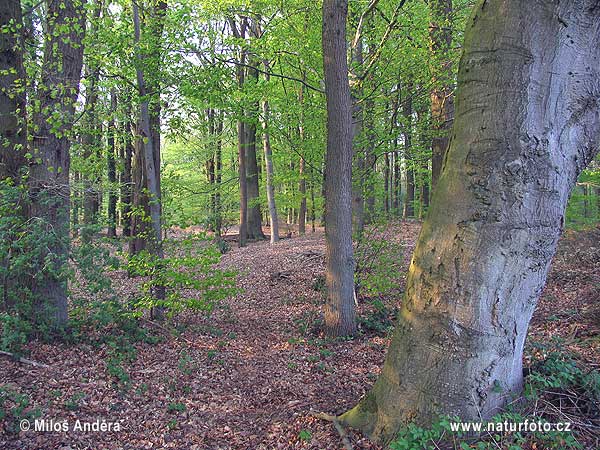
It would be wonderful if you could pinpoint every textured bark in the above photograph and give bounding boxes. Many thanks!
[429,0,454,191]
[0,0,27,182]
[322,0,356,337]
[341,0,600,441]
[29,0,85,326]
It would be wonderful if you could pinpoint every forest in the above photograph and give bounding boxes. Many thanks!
[1,0,600,448]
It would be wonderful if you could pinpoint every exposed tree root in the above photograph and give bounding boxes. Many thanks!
[311,411,354,450]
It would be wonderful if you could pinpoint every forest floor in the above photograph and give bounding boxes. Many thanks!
[1,222,599,449]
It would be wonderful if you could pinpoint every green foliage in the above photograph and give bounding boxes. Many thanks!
[354,226,404,300]
[298,429,312,442]
[0,386,41,434]
[390,416,460,450]
[124,232,238,317]
[167,401,186,413]
[565,167,600,229]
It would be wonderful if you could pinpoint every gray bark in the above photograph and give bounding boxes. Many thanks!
[29,0,86,326]
[341,0,600,441]
[261,95,279,244]
[322,0,356,337]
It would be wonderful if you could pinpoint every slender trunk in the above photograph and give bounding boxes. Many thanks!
[298,157,307,234]
[350,36,365,237]
[206,109,216,232]
[384,152,390,214]
[29,0,85,326]
[310,167,316,232]
[261,92,279,244]
[298,81,307,235]
[133,1,164,319]
[230,17,248,247]
[129,126,149,254]
[107,90,117,237]
[215,110,223,237]
[402,91,414,219]
[121,120,134,237]
[322,0,356,337]
[341,0,600,440]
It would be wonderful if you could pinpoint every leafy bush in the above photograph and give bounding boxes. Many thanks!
[354,224,404,300]
[124,232,238,317]
[0,386,41,434]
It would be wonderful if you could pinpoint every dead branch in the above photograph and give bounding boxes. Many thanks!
[0,350,50,368]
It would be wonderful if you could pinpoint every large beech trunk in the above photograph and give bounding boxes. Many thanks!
[341,0,600,441]
[322,0,356,337]
[29,0,85,326]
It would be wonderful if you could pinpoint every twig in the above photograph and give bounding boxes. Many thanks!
[0,350,49,368]
[311,412,353,450]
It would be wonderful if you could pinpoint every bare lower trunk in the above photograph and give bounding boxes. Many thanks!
[322,0,356,337]
[121,120,134,237]
[341,0,600,441]
[402,93,414,219]
[29,0,85,327]
[245,120,264,240]
[133,2,164,319]
[261,97,279,244]
[107,90,117,238]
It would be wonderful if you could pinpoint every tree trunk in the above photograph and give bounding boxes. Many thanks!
[230,17,248,247]
[402,92,414,219]
[29,0,85,326]
[121,120,134,237]
[245,117,264,239]
[429,0,454,192]
[340,0,600,441]
[350,36,365,237]
[215,110,223,237]
[261,94,279,244]
[132,1,164,319]
[107,90,117,238]
[298,82,307,235]
[0,0,27,183]
[322,0,356,337]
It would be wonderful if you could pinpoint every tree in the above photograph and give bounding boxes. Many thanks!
[340,0,600,441]
[0,0,27,183]
[322,0,356,337]
[29,0,86,326]
[261,69,279,244]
